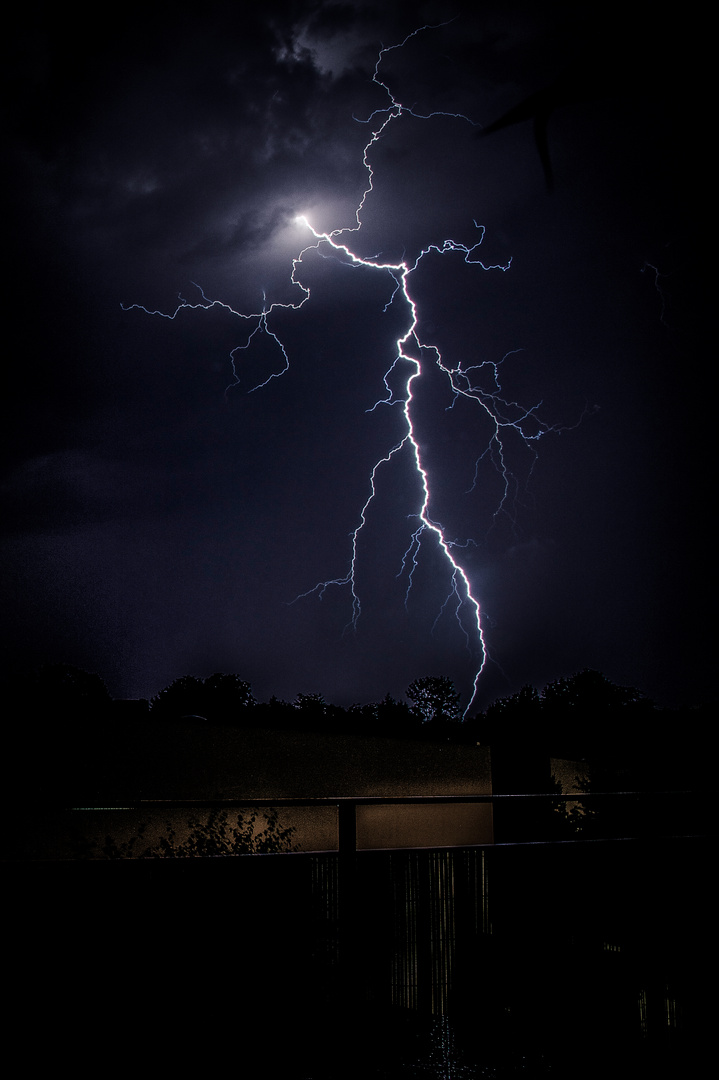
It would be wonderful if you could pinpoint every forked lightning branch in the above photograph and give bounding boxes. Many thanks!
[123,23,565,716]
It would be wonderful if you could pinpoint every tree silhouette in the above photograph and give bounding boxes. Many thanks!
[472,670,649,761]
[376,692,413,735]
[290,692,351,732]
[293,692,328,713]
[201,672,255,720]
[24,663,111,716]
[540,669,647,761]
[151,673,255,724]
[406,676,462,725]
[476,684,542,747]
[549,770,599,838]
[151,675,206,719]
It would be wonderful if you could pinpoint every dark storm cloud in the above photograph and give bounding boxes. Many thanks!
[8,5,383,278]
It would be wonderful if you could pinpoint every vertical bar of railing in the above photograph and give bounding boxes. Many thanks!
[337,800,359,1004]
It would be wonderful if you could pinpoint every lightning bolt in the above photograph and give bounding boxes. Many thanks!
[122,22,573,717]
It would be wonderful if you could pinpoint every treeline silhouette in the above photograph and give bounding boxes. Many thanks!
[147,672,466,740]
[5,663,708,807]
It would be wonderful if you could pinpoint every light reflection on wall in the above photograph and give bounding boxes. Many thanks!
[356,802,493,851]
[33,799,493,858]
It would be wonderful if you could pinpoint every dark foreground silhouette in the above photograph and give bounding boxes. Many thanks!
[7,836,705,1078]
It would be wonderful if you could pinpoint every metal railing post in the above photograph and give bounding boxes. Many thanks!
[337,800,359,1003]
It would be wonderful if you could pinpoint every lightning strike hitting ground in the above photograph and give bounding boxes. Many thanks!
[122,23,569,716]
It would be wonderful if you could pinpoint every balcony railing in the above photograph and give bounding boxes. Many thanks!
[7,793,704,1076]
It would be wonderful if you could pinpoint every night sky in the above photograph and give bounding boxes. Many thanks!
[4,1,710,713]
